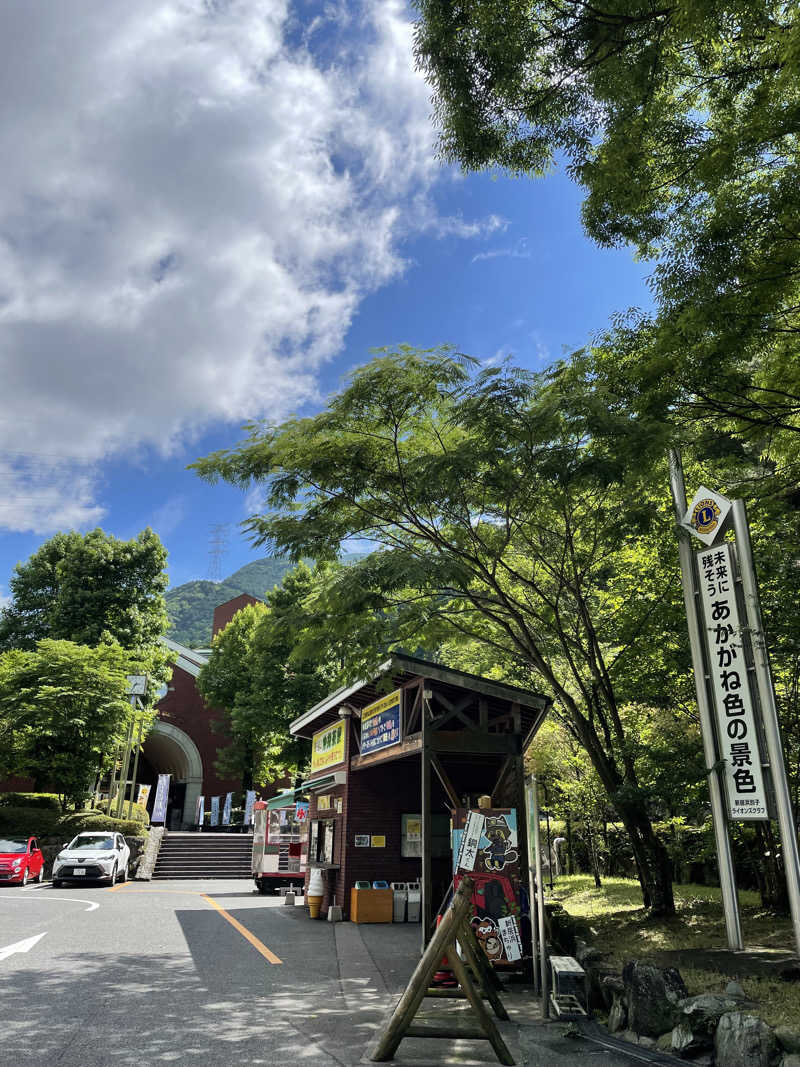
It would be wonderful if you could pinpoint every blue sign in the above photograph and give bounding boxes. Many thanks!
[360,689,401,756]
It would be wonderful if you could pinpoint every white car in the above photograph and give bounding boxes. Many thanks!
[52,831,130,887]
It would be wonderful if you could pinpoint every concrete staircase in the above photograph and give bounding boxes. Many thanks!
[152,831,253,880]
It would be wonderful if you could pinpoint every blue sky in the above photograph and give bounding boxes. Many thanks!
[0,1,652,598]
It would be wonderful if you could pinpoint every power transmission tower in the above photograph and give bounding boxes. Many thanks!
[207,523,230,581]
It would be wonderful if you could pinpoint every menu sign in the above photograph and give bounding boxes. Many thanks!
[360,689,401,756]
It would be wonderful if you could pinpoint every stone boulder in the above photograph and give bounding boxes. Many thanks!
[776,1027,800,1055]
[715,1012,776,1067]
[671,993,750,1057]
[782,1055,800,1067]
[622,960,688,1038]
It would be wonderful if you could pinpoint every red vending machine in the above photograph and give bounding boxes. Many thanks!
[452,807,527,969]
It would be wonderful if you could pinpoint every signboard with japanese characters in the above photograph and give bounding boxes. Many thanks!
[310,721,345,774]
[697,542,769,820]
[360,689,402,756]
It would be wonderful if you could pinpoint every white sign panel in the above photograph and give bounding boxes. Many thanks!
[195,794,205,826]
[456,811,485,872]
[683,486,733,546]
[151,774,170,824]
[222,792,232,826]
[498,915,523,962]
[697,542,768,820]
[244,790,256,826]
[210,796,220,827]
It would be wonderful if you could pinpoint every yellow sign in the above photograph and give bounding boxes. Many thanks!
[310,721,345,774]
[371,835,386,848]
[362,689,401,724]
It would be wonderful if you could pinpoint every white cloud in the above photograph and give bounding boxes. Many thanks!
[471,238,532,264]
[0,0,485,533]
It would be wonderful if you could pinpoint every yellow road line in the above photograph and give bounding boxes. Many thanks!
[201,893,283,965]
[108,884,283,965]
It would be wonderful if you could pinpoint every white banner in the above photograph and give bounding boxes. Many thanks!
[697,543,768,820]
[244,790,256,826]
[195,794,204,826]
[222,792,232,826]
[210,796,220,827]
[151,774,170,824]
[456,811,485,872]
[498,915,523,962]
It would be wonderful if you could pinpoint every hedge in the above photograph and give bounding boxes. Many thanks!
[0,792,62,811]
[0,805,146,840]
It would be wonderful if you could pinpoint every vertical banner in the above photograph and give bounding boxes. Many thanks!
[210,796,220,827]
[151,774,170,824]
[222,792,232,826]
[195,794,205,827]
[136,784,151,808]
[244,790,256,826]
[696,542,768,820]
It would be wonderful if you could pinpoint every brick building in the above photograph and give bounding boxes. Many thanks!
[291,653,551,928]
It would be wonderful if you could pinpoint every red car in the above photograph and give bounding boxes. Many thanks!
[0,837,45,885]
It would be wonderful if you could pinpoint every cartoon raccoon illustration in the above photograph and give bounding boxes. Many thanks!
[482,815,518,872]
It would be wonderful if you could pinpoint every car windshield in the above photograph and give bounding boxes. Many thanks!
[68,835,114,850]
[0,839,27,853]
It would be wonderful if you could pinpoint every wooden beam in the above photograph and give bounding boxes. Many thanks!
[430,752,460,810]
[479,697,489,730]
[421,691,432,954]
[432,731,521,756]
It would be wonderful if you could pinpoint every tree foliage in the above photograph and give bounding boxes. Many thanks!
[197,564,336,791]
[413,0,800,447]
[0,527,170,669]
[194,344,694,914]
[0,639,139,809]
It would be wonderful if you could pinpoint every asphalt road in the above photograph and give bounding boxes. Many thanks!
[0,879,651,1067]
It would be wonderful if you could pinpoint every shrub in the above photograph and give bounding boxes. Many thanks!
[0,792,61,811]
[0,805,145,841]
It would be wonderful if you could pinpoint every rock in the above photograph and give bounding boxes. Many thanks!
[779,966,800,983]
[656,1031,673,1052]
[590,963,621,1010]
[622,960,688,1038]
[608,996,626,1033]
[675,992,745,1049]
[638,1035,656,1049]
[673,1020,706,1057]
[619,1030,641,1045]
[726,981,747,999]
[715,1012,777,1067]
[781,1056,800,1067]
[776,1028,800,1054]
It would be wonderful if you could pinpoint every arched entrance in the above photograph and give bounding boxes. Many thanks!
[142,720,204,829]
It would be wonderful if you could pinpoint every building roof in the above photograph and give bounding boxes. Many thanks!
[160,636,209,679]
[290,652,551,746]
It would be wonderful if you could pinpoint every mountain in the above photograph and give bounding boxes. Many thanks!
[165,556,364,648]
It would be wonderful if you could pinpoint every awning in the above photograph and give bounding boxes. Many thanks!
[299,770,347,793]
[266,788,307,811]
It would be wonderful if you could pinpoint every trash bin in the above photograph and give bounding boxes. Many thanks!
[391,882,408,922]
[406,882,421,923]
[372,880,389,889]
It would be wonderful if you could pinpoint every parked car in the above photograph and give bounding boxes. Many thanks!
[52,831,130,887]
[0,837,45,885]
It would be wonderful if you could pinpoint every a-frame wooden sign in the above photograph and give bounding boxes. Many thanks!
[370,876,515,1065]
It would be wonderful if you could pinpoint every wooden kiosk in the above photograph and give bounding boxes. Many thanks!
[291,653,551,948]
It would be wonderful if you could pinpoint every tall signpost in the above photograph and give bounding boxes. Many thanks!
[669,450,800,957]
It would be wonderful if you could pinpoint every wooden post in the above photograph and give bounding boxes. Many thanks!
[126,718,144,822]
[421,684,432,953]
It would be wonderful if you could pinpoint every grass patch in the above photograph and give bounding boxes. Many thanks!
[552,875,800,1028]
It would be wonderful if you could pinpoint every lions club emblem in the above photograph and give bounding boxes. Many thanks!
[691,498,721,537]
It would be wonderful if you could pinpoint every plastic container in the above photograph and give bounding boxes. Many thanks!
[406,882,421,923]
[372,880,389,889]
[391,882,408,922]
[355,880,371,889]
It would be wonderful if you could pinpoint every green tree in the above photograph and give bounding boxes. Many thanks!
[194,345,691,914]
[0,527,171,689]
[197,564,336,791]
[0,639,140,809]
[413,0,800,447]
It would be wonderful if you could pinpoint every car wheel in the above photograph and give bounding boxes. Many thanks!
[52,879,62,888]
[109,864,118,885]
[36,867,44,883]
[21,868,28,887]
